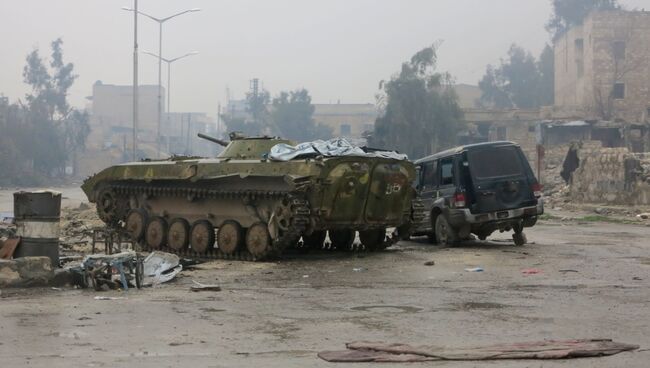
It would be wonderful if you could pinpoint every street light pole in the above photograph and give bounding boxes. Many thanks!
[132,0,138,161]
[121,7,200,159]
[142,51,198,113]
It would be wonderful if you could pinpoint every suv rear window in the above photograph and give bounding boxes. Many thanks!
[468,146,524,179]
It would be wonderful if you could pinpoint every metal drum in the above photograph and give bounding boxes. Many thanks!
[13,191,61,266]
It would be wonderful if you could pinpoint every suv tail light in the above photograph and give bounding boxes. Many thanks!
[532,183,543,198]
[454,192,466,208]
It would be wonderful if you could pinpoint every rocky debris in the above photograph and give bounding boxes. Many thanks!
[0,256,54,287]
[59,202,103,253]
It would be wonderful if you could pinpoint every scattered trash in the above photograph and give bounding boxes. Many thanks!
[633,277,643,281]
[94,296,126,300]
[424,261,435,266]
[318,339,639,362]
[636,213,649,220]
[352,267,366,272]
[51,287,63,291]
[302,275,309,278]
[464,267,484,272]
[143,251,182,286]
[190,280,222,292]
[522,268,542,275]
[559,269,579,273]
[80,251,143,291]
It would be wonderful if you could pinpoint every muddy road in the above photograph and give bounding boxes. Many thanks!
[1,219,649,367]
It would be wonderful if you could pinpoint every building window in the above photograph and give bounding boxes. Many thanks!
[613,41,626,60]
[612,83,625,99]
[575,39,584,78]
[340,124,351,135]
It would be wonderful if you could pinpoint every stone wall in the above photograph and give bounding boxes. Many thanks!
[569,145,650,204]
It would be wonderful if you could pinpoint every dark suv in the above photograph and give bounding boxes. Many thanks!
[412,141,543,246]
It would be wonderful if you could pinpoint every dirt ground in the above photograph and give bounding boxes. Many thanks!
[1,215,649,367]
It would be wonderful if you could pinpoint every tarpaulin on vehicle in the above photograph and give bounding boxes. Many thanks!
[269,138,408,161]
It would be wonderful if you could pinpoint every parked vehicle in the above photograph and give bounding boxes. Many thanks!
[412,141,543,246]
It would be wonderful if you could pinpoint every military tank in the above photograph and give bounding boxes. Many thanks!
[82,133,419,261]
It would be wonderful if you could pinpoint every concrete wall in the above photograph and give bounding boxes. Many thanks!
[569,145,650,205]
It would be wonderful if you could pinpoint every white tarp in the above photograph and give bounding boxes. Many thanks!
[143,251,183,286]
[269,138,408,161]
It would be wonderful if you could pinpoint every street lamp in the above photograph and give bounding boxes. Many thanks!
[121,6,201,158]
[142,51,198,113]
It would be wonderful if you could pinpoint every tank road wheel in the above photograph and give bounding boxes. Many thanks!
[96,188,125,225]
[167,218,190,251]
[145,216,168,249]
[329,230,355,250]
[246,222,272,259]
[190,220,215,254]
[125,209,148,241]
[360,229,387,251]
[217,221,244,255]
[303,231,326,250]
[435,215,458,247]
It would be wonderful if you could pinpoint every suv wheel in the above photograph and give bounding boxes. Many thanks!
[435,215,458,246]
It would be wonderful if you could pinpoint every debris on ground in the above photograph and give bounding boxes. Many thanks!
[79,251,143,291]
[424,260,435,266]
[0,237,20,259]
[143,251,182,286]
[521,268,542,275]
[190,280,222,292]
[94,296,126,301]
[318,339,639,362]
[59,203,103,253]
[464,267,484,272]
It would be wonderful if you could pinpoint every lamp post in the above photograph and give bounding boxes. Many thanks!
[142,51,198,113]
[121,7,200,158]
[129,0,138,161]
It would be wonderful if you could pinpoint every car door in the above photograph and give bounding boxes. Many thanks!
[417,160,438,232]
[437,156,457,209]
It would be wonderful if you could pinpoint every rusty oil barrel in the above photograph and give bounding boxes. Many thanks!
[13,190,61,267]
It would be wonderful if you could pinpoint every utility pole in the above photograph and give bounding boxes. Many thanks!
[132,0,139,161]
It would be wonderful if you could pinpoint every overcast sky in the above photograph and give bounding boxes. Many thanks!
[1,0,648,115]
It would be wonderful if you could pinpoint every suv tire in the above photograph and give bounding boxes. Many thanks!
[435,215,458,246]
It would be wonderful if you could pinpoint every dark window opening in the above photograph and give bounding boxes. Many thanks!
[528,125,536,132]
[468,147,524,179]
[612,83,625,99]
[613,41,626,60]
[421,161,438,188]
[440,159,454,186]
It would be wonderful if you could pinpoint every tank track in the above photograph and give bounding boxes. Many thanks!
[100,182,419,262]
[106,183,310,261]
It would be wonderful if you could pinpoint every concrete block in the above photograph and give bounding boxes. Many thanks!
[0,260,21,287]
[0,257,54,287]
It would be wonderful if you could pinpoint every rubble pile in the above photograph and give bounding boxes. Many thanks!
[59,202,103,253]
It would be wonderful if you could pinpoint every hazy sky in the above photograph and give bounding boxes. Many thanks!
[1,0,648,115]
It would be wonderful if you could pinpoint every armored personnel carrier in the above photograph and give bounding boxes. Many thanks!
[82,133,419,260]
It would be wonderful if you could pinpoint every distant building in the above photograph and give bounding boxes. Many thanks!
[553,10,650,123]
[88,81,216,158]
[88,81,163,152]
[453,84,482,108]
[312,103,377,139]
